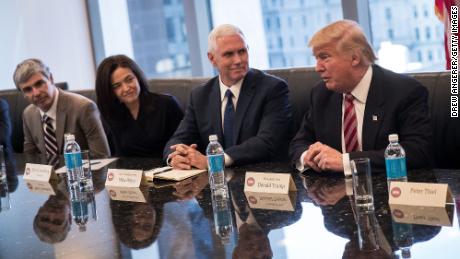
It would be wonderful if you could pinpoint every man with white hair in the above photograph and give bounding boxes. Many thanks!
[164,24,293,169]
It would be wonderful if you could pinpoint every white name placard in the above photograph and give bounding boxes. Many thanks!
[23,163,56,182]
[105,169,143,187]
[244,172,297,194]
[245,191,296,211]
[106,186,148,203]
[390,204,453,226]
[25,180,56,195]
[389,182,453,207]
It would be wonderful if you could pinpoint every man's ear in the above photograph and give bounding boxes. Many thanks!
[350,51,361,67]
[207,52,216,67]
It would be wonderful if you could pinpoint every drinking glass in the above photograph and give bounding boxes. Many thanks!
[351,158,374,212]
[80,150,94,191]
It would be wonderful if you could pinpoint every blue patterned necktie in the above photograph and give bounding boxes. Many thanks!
[224,89,235,149]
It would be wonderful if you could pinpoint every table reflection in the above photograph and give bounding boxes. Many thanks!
[0,155,458,259]
[33,179,71,244]
[301,170,444,259]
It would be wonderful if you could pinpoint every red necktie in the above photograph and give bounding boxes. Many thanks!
[343,94,359,153]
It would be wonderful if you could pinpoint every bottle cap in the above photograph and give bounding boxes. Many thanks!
[209,134,218,142]
[401,247,411,258]
[64,133,75,141]
[78,224,87,232]
[388,134,399,142]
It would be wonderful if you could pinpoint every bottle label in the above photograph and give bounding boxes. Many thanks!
[385,157,407,179]
[65,152,83,169]
[208,154,224,173]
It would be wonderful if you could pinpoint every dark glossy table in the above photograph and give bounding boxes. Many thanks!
[0,154,459,259]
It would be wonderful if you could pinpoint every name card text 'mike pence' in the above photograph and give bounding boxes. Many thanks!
[244,172,297,194]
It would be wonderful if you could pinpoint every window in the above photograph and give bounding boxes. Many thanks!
[423,6,429,17]
[278,36,283,48]
[388,29,394,40]
[91,0,191,78]
[212,0,342,69]
[85,0,445,85]
[165,17,176,42]
[385,7,392,20]
[369,0,444,72]
[417,50,423,62]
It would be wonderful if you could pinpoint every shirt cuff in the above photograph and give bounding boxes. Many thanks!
[166,156,172,166]
[345,177,353,196]
[296,150,309,173]
[342,153,352,177]
[224,153,233,166]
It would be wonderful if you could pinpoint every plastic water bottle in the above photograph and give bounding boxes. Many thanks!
[206,135,227,194]
[384,134,408,186]
[211,189,233,243]
[70,188,97,232]
[64,134,83,191]
[392,220,413,258]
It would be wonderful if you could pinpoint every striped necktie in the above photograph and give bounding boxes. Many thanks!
[43,115,59,165]
[343,94,359,153]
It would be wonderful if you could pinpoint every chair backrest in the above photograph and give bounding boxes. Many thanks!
[1,71,458,169]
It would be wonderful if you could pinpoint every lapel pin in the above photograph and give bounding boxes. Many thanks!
[372,115,378,121]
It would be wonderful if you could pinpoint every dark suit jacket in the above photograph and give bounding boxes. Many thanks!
[0,98,13,157]
[289,65,432,170]
[164,68,293,166]
[23,89,110,158]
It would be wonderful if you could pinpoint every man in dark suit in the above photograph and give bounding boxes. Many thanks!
[289,20,431,176]
[0,99,13,157]
[164,24,292,169]
[13,59,110,160]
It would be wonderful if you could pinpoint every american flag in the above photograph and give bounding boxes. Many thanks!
[435,0,460,69]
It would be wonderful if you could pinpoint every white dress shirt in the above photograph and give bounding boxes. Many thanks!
[298,66,373,176]
[39,88,59,132]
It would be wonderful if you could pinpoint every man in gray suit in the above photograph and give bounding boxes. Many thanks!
[13,58,110,159]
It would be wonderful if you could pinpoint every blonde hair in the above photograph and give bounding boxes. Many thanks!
[309,20,376,64]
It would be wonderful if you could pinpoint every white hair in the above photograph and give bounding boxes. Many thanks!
[207,24,247,53]
[13,58,51,90]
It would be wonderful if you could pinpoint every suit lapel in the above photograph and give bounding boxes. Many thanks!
[209,79,224,142]
[233,70,256,145]
[55,90,67,153]
[33,107,47,154]
[362,65,385,150]
[328,93,343,151]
